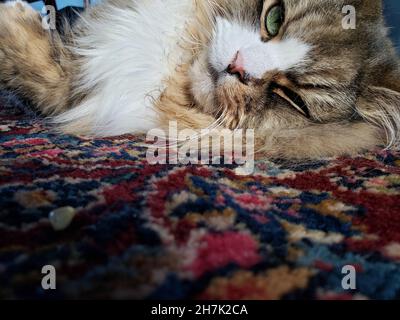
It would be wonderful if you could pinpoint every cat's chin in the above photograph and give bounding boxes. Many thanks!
[188,54,217,116]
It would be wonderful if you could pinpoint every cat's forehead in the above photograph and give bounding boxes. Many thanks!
[273,0,381,14]
[214,0,385,78]
[228,0,382,60]
[211,0,382,86]
[228,0,382,36]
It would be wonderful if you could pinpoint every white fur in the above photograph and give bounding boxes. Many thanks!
[54,4,310,137]
[210,18,311,79]
[54,0,194,136]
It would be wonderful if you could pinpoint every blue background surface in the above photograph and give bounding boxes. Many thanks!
[29,0,400,53]
[384,0,400,52]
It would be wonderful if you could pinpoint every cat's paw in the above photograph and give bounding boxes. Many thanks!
[3,0,33,11]
[0,0,41,38]
[0,0,40,20]
[0,0,42,81]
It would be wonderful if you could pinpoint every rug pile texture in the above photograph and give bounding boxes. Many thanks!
[1,93,400,299]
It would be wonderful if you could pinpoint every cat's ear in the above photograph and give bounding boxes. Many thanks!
[356,85,400,148]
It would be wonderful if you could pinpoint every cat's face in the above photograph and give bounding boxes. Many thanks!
[189,0,400,149]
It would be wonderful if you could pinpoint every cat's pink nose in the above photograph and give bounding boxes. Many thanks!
[227,51,246,82]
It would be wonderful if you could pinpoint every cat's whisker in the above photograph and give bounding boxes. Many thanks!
[145,114,225,151]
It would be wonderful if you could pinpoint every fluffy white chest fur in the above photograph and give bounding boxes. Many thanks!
[55,0,195,136]
[53,0,313,137]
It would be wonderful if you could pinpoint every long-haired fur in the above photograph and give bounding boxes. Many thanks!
[0,0,399,160]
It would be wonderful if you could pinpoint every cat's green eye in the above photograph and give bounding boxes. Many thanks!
[265,4,284,37]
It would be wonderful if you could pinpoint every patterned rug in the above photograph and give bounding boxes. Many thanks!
[1,91,400,300]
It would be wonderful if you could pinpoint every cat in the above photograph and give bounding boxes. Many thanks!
[0,0,399,159]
